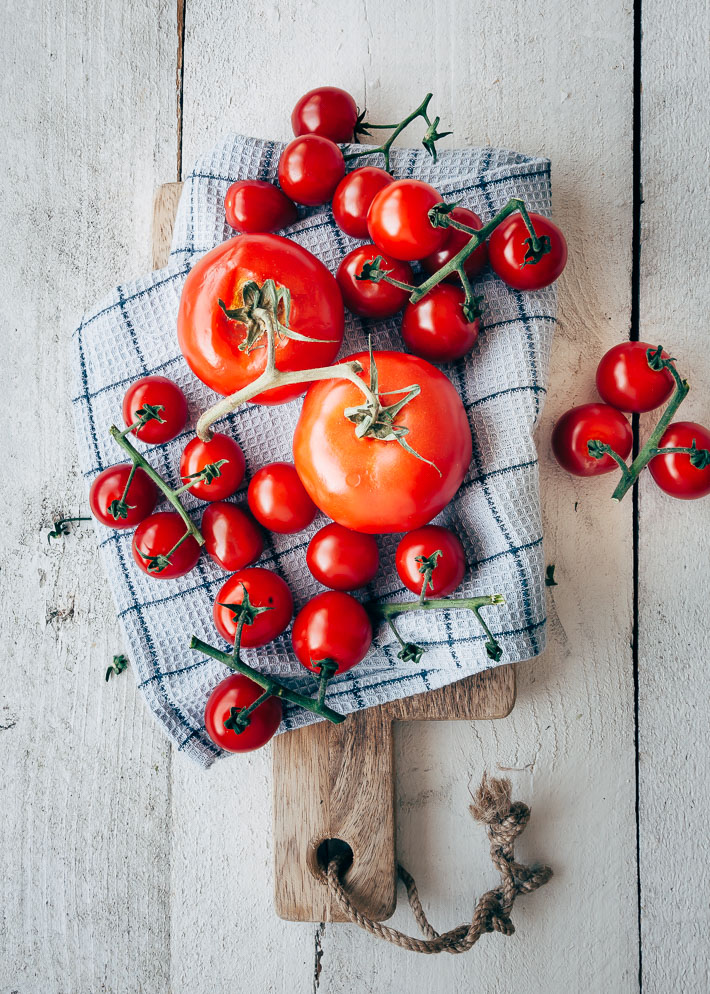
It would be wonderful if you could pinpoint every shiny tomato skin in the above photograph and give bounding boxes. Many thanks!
[224,180,298,234]
[291,86,359,143]
[292,592,372,674]
[278,135,345,206]
[204,673,282,753]
[122,376,188,444]
[551,403,632,476]
[132,511,201,579]
[293,350,473,533]
[177,234,344,405]
[421,207,488,282]
[401,284,480,363]
[179,433,246,502]
[596,342,675,413]
[367,180,447,261]
[648,422,710,499]
[489,212,567,291]
[90,463,159,529]
[336,245,413,319]
[214,568,293,648]
[201,502,264,572]
[332,167,394,239]
[247,462,317,534]
[395,525,466,597]
[306,523,380,590]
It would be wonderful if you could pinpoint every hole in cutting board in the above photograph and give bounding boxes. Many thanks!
[308,837,354,880]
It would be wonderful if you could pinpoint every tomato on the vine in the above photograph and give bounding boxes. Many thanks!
[224,180,297,234]
[247,462,317,534]
[122,376,188,444]
[214,568,293,648]
[488,212,567,291]
[421,207,488,282]
[131,511,201,579]
[648,422,710,499]
[306,523,380,591]
[204,673,282,753]
[551,403,632,476]
[401,284,480,363]
[201,502,264,572]
[367,179,447,261]
[292,591,372,674]
[596,342,675,413]
[291,86,359,143]
[395,525,465,597]
[332,167,394,239]
[89,463,159,528]
[336,245,413,319]
[177,234,344,404]
[180,432,246,502]
[278,135,345,206]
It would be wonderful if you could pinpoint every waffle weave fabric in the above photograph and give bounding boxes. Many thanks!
[72,133,555,768]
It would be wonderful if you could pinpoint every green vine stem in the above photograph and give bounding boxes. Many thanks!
[348,93,451,171]
[47,516,90,543]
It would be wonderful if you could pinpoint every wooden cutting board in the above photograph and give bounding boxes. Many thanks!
[152,181,516,923]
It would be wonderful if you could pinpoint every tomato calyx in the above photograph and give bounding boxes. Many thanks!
[217,278,328,355]
[177,459,228,491]
[46,515,90,544]
[345,93,450,173]
[218,582,274,632]
[521,234,552,267]
[222,690,272,735]
[355,255,415,292]
[414,550,443,602]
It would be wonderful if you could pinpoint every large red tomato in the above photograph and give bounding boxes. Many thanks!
[177,234,344,405]
[293,350,472,533]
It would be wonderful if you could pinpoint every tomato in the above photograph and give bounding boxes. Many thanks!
[648,422,710,500]
[89,463,159,528]
[367,179,447,261]
[201,502,264,572]
[247,462,317,534]
[332,167,394,239]
[336,245,413,319]
[291,86,359,143]
[131,511,201,579]
[488,212,567,291]
[596,342,675,413]
[278,135,345,206]
[204,673,282,753]
[224,180,297,234]
[401,284,480,363]
[293,350,472,533]
[306,523,380,590]
[177,234,344,405]
[122,375,188,444]
[179,432,246,502]
[551,403,632,476]
[421,207,488,282]
[214,568,293,647]
[292,591,372,674]
[395,525,465,597]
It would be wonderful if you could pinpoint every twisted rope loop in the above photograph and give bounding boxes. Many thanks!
[322,774,552,954]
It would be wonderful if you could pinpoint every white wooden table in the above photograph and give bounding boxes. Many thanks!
[2,1,708,990]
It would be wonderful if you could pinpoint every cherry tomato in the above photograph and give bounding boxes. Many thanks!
[132,511,201,579]
[204,673,282,753]
[336,244,413,319]
[201,502,264,572]
[293,350,472,533]
[180,433,246,502]
[178,234,344,404]
[291,86,359,143]
[395,526,466,597]
[551,403,632,476]
[89,463,159,528]
[214,568,293,648]
[306,523,380,591]
[122,375,188,444]
[292,591,372,674]
[421,207,488,282]
[596,342,675,413]
[247,462,317,534]
[332,167,394,239]
[224,180,297,234]
[488,212,567,291]
[401,284,480,363]
[367,179,447,261]
[278,135,345,207]
[648,422,710,500]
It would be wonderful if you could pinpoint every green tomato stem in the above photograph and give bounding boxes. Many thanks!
[345,93,437,172]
